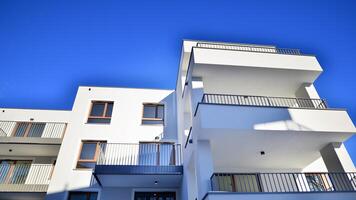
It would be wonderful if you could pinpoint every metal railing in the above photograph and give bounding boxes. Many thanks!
[97,143,182,166]
[211,172,356,193]
[197,42,302,55]
[0,164,53,192]
[0,121,66,139]
[202,94,328,110]
[184,127,192,149]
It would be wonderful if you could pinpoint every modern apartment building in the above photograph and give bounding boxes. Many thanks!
[0,40,355,200]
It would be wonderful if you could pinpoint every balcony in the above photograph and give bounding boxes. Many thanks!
[0,121,67,156]
[0,163,53,193]
[194,93,355,133]
[204,172,356,200]
[93,143,183,187]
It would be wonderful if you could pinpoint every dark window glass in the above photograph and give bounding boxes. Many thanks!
[143,105,156,118]
[142,104,164,125]
[90,103,105,117]
[79,143,97,160]
[157,105,164,119]
[68,192,98,200]
[0,160,31,184]
[88,101,113,124]
[105,103,113,117]
[87,118,111,124]
[27,123,46,137]
[13,123,29,137]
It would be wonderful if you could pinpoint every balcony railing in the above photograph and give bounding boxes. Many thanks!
[97,143,182,166]
[201,94,328,110]
[197,42,302,55]
[0,164,53,192]
[211,172,356,193]
[0,121,66,139]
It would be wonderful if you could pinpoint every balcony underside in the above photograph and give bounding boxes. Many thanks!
[94,165,183,187]
[196,104,356,133]
[203,191,356,200]
[0,142,61,156]
[195,129,352,171]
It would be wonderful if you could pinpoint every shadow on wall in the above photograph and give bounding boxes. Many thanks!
[198,104,313,131]
[149,92,177,141]
[45,175,100,200]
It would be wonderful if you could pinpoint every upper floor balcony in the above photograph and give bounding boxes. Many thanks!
[0,162,54,199]
[179,41,323,100]
[93,143,183,187]
[194,93,355,134]
[0,121,67,157]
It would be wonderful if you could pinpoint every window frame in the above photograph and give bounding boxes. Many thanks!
[76,141,105,169]
[11,122,46,137]
[87,101,114,124]
[142,103,165,123]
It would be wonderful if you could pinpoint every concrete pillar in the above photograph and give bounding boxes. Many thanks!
[195,140,214,200]
[320,142,356,191]
[320,142,355,172]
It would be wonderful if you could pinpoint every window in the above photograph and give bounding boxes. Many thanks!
[87,101,113,124]
[68,192,98,200]
[138,142,175,166]
[76,141,105,169]
[305,173,330,191]
[12,122,46,137]
[213,174,260,192]
[142,103,164,125]
[0,160,32,184]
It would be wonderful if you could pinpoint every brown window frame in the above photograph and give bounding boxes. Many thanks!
[11,122,46,137]
[87,101,114,124]
[76,141,105,169]
[142,103,165,122]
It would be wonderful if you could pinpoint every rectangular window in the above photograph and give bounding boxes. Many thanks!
[142,103,164,125]
[305,173,330,191]
[138,142,175,166]
[68,192,98,200]
[0,160,32,184]
[76,141,105,169]
[87,101,113,124]
[12,122,46,137]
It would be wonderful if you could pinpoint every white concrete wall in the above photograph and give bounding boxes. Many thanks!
[46,86,178,200]
[196,104,355,133]
[0,108,71,123]
[192,47,322,72]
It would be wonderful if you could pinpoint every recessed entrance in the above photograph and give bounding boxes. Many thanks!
[134,192,175,200]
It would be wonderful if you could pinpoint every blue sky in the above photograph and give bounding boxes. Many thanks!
[0,0,356,163]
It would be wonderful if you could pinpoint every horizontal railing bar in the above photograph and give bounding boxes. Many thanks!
[0,164,53,186]
[211,172,356,193]
[196,42,304,56]
[96,143,182,166]
[0,120,66,124]
[203,93,326,101]
[0,121,67,138]
[200,94,328,110]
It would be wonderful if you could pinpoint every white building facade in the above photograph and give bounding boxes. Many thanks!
[0,40,356,200]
